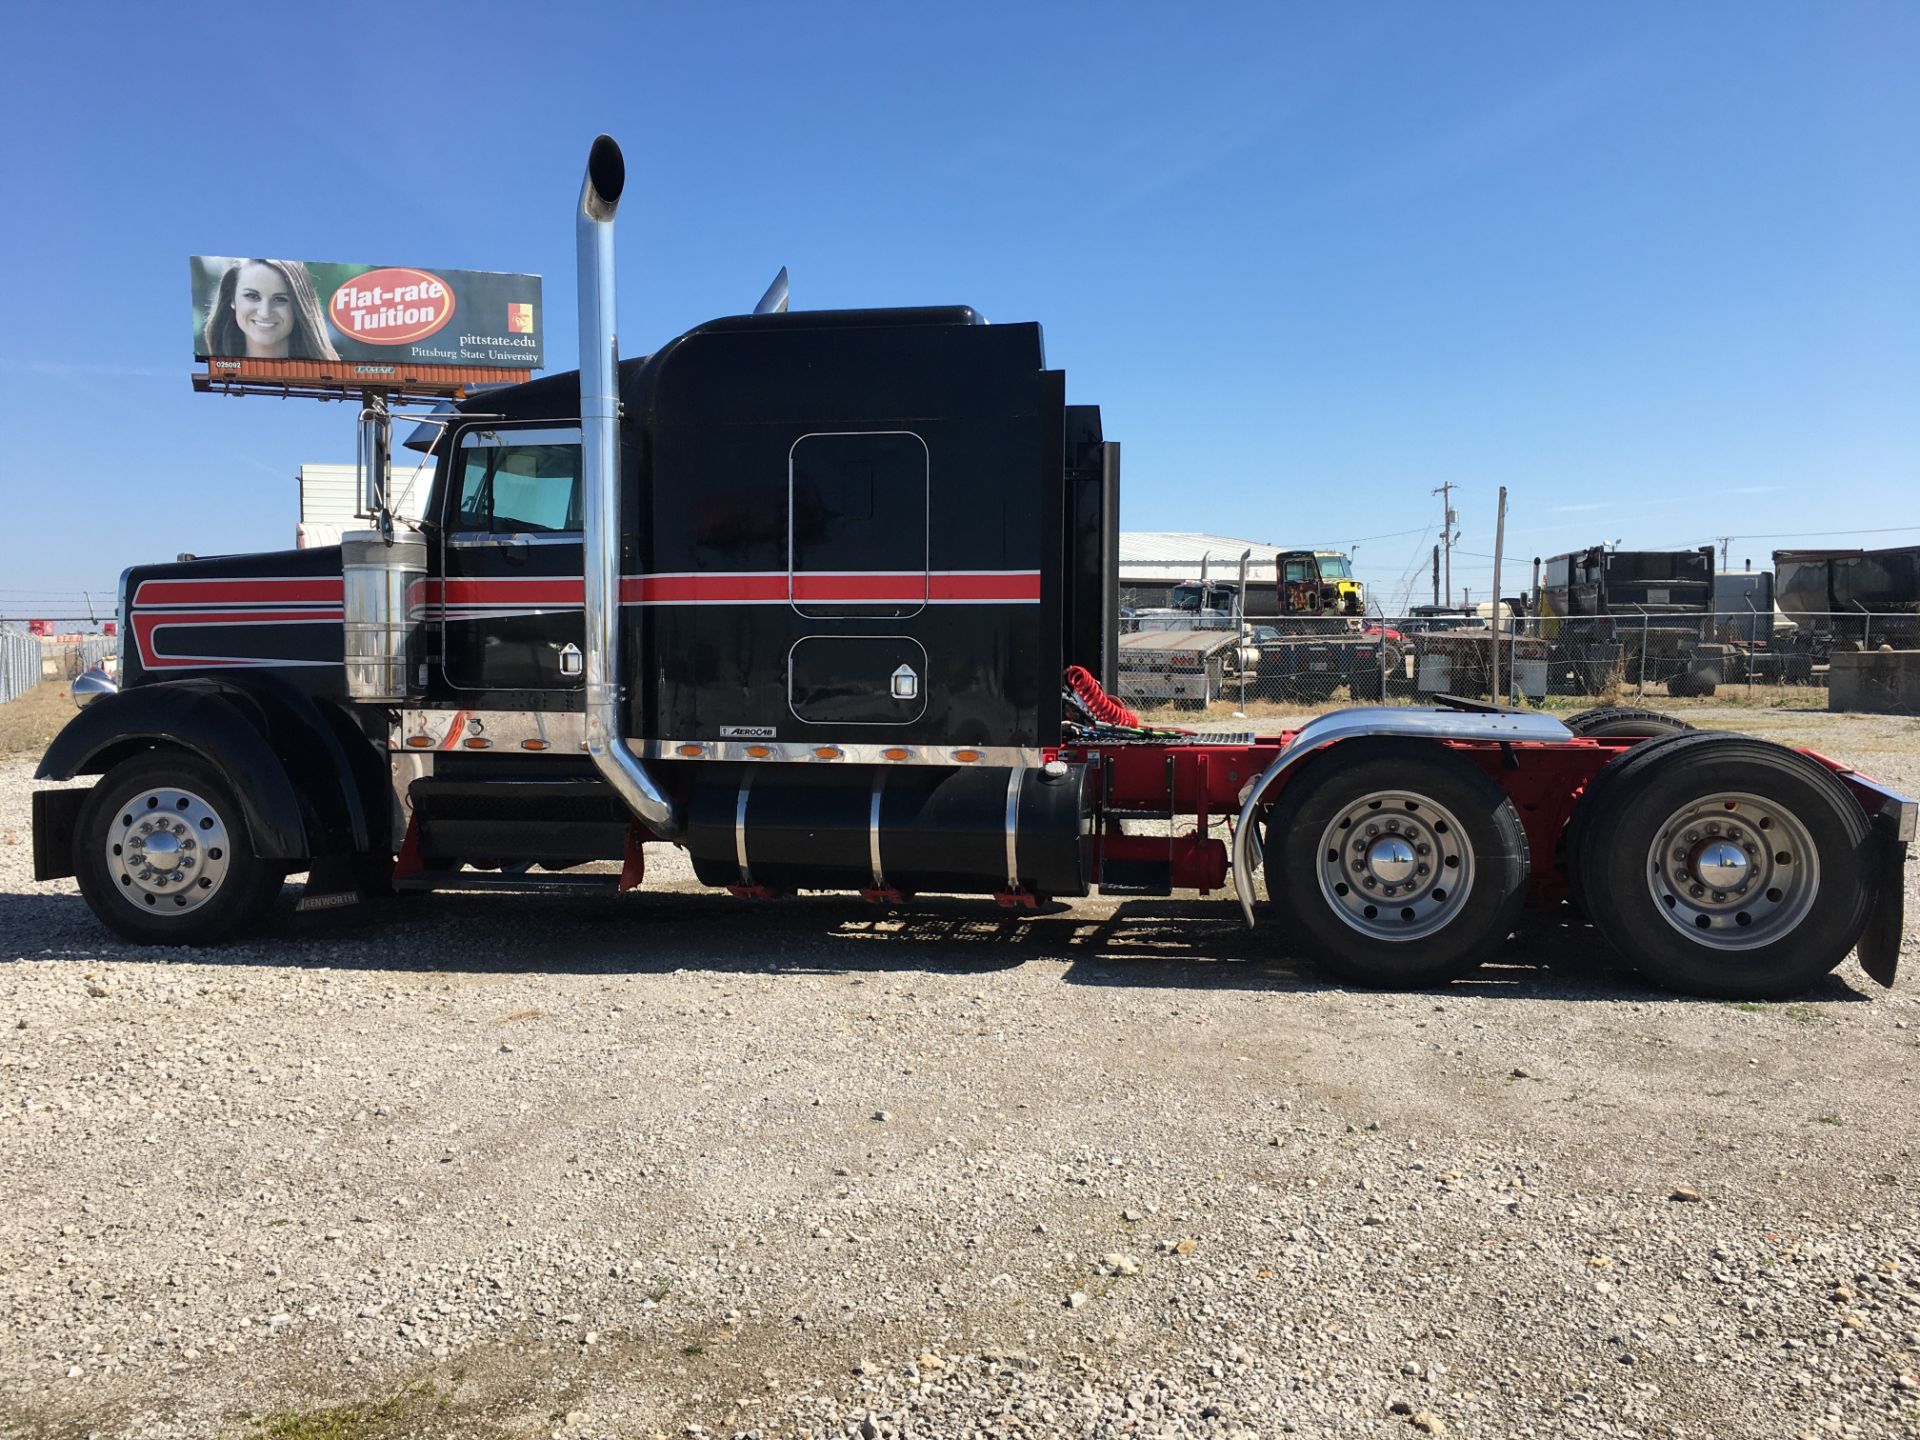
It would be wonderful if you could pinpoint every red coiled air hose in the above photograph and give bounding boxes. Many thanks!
[1064,665,1140,729]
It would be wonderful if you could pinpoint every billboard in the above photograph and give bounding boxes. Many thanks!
[190,257,543,371]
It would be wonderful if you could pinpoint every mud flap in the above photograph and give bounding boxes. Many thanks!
[1856,814,1908,988]
[292,854,373,927]
[31,787,87,881]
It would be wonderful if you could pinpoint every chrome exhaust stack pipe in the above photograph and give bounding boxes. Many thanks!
[577,134,679,839]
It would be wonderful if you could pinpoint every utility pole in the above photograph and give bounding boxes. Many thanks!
[1430,544,1440,608]
[1490,487,1507,702]
[1432,483,1457,609]
[1715,535,1732,572]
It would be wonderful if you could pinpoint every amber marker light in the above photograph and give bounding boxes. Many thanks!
[745,744,773,759]
[404,736,433,748]
[953,749,983,763]
[813,746,841,761]
[881,747,911,762]
[675,743,704,758]
[463,737,492,749]
[520,739,550,752]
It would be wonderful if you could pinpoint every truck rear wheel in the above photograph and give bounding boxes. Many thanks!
[1564,706,1695,740]
[73,754,285,946]
[1570,734,1873,998]
[1262,740,1530,987]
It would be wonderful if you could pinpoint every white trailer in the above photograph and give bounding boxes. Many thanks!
[296,460,434,549]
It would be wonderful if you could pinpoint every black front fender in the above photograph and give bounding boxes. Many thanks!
[37,683,315,860]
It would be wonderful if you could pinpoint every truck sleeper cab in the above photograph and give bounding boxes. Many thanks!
[29,135,1914,1001]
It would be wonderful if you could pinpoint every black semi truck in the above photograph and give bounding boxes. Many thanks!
[1536,545,1730,696]
[26,137,1914,999]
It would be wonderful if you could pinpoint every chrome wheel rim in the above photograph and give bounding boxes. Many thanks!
[1644,790,1818,950]
[104,786,232,916]
[1315,789,1474,942]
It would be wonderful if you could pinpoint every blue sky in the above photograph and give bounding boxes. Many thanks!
[1,1,1914,617]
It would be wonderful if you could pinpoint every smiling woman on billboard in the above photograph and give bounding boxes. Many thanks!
[202,258,340,361]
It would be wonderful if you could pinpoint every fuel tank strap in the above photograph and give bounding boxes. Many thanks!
[1003,767,1023,892]
[869,772,887,891]
[735,771,756,886]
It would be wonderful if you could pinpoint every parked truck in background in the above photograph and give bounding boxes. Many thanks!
[1536,545,1729,695]
[1774,544,1920,658]
[25,136,1913,1002]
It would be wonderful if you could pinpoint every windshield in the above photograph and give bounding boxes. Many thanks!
[1318,555,1353,580]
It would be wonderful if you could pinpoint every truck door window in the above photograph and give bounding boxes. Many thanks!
[453,430,582,534]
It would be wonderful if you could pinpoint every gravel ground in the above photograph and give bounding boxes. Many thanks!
[2,706,1918,1440]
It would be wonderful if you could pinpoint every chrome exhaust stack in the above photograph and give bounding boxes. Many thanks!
[577,134,679,839]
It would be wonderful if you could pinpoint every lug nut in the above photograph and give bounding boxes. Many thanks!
[1689,884,1705,898]
[1365,824,1379,837]
[1415,843,1430,856]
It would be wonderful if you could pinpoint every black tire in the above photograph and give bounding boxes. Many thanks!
[1288,674,1336,704]
[1565,706,1696,740]
[1666,671,1715,698]
[74,753,285,946]
[1569,733,1873,999]
[1262,738,1531,987]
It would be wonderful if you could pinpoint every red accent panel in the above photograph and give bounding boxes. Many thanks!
[622,573,789,605]
[439,578,584,607]
[418,571,1041,609]
[792,572,926,603]
[135,577,344,608]
[930,571,1042,601]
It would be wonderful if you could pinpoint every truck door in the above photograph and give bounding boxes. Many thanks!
[438,423,586,695]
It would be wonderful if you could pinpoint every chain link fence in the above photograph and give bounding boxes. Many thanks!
[1115,608,1916,713]
[0,632,115,706]
[0,629,39,706]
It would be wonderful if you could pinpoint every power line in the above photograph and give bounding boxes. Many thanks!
[1650,523,1920,547]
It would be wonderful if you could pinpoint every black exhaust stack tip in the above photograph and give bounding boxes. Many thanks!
[587,134,625,214]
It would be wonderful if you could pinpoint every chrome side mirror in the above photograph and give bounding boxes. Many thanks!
[72,664,118,710]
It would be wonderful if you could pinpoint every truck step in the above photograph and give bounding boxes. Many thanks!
[394,869,620,895]
[1097,859,1174,896]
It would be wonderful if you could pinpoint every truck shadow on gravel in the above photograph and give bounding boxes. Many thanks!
[0,886,1877,1003]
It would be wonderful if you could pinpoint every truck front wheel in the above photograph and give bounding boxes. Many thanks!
[1263,740,1530,987]
[73,754,286,946]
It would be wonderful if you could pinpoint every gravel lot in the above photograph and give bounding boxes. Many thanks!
[2,704,1918,1439]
